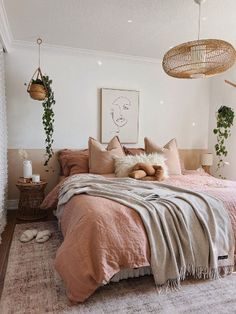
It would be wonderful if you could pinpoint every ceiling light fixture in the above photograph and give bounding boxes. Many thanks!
[162,0,236,79]
[127,19,133,23]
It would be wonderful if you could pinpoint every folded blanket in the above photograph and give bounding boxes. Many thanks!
[57,174,235,292]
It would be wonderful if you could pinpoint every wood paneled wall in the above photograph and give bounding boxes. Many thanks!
[8,148,207,200]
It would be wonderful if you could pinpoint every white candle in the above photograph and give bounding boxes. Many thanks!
[32,174,40,183]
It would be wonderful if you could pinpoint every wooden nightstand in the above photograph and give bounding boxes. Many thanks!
[16,181,48,221]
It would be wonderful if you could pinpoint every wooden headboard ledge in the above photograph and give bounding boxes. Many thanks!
[178,149,207,171]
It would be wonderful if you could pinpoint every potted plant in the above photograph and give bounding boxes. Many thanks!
[26,74,55,169]
[213,105,234,178]
[28,77,47,101]
[26,39,55,169]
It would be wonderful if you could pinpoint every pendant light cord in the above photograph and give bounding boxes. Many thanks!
[197,2,201,41]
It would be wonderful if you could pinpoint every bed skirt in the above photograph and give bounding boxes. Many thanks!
[110,256,236,283]
[110,266,152,283]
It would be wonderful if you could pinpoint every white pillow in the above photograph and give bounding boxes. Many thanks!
[113,153,168,178]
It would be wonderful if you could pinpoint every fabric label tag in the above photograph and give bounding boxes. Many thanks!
[218,255,228,260]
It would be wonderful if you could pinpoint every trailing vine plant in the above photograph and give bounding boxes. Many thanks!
[26,39,55,170]
[213,105,234,178]
[42,75,55,168]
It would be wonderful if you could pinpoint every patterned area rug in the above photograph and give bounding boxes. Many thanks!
[0,221,236,314]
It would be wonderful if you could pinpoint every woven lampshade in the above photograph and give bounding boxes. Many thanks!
[162,39,236,79]
[201,153,213,166]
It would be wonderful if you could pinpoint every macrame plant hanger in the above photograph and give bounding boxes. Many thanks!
[27,38,48,101]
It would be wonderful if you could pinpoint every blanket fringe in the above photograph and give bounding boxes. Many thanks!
[155,264,234,293]
[156,279,181,294]
[218,265,234,276]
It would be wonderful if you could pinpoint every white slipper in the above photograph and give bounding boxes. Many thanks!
[20,229,38,243]
[35,230,51,243]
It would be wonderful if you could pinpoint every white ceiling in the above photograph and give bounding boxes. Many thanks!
[3,0,236,59]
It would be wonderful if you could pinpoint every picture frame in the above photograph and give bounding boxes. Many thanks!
[101,88,139,143]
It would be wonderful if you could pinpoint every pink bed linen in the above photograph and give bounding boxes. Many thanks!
[164,170,236,247]
[53,171,236,302]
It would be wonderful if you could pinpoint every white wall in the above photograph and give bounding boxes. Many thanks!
[208,65,236,180]
[6,46,210,150]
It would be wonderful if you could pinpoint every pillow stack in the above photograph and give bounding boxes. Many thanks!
[57,136,182,178]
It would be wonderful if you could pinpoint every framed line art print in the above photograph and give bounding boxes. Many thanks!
[101,88,139,143]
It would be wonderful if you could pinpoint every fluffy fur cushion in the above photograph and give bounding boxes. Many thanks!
[113,153,168,178]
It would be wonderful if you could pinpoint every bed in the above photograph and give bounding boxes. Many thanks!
[40,137,236,302]
[41,167,236,302]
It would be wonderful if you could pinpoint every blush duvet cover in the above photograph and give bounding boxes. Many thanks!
[41,170,236,302]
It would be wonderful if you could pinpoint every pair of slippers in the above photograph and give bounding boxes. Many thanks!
[20,229,51,243]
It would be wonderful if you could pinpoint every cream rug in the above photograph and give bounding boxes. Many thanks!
[0,221,236,314]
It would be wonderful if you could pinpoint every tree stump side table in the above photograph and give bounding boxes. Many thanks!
[16,181,48,220]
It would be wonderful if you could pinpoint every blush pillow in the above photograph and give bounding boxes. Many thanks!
[89,136,125,174]
[123,146,145,156]
[58,149,89,176]
[144,138,182,175]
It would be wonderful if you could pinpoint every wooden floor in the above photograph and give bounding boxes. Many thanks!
[0,209,55,299]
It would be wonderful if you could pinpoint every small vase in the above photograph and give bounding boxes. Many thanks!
[23,160,32,178]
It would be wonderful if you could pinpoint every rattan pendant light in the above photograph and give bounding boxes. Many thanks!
[162,0,236,79]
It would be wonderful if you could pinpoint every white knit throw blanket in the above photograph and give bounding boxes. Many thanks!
[57,174,235,291]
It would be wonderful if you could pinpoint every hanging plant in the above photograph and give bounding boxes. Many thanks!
[213,105,234,178]
[42,75,55,168]
[26,38,55,169]
[27,68,47,101]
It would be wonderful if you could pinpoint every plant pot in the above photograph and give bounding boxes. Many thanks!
[29,83,47,101]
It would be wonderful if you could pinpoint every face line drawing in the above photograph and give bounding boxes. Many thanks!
[110,96,131,134]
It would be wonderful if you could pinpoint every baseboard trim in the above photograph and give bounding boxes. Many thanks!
[7,199,18,210]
